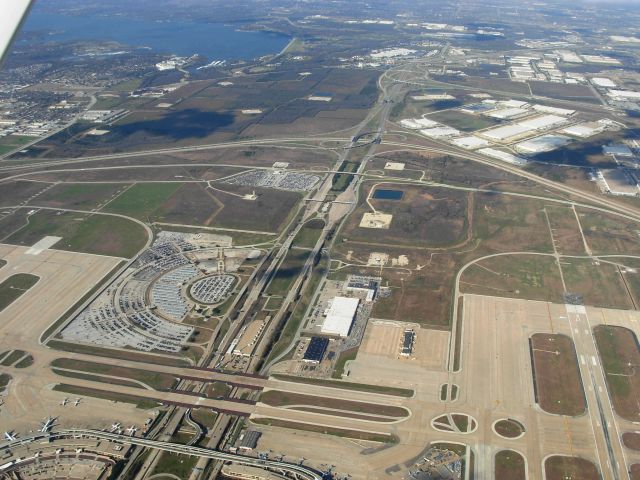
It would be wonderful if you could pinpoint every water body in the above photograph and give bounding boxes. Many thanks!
[373,189,404,200]
[21,11,291,61]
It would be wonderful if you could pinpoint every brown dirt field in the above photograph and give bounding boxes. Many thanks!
[251,417,398,443]
[208,185,301,233]
[153,183,222,226]
[259,390,408,418]
[290,406,397,422]
[495,450,526,480]
[594,325,640,422]
[544,456,600,480]
[631,464,640,480]
[623,432,640,451]
[494,419,525,438]
[530,333,586,416]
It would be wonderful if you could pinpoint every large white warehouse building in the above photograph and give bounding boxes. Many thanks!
[321,297,359,337]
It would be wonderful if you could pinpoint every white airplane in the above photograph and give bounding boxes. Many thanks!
[60,398,68,406]
[125,425,137,436]
[39,417,55,433]
[110,423,121,432]
[4,431,16,441]
[73,398,81,407]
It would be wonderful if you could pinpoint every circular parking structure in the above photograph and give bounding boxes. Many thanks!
[189,274,236,305]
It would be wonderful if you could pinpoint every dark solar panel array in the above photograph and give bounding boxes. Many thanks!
[303,336,330,362]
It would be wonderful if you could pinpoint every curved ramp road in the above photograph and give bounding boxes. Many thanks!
[0,429,324,480]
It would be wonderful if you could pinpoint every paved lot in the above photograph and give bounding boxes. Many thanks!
[0,244,149,434]
[257,294,640,479]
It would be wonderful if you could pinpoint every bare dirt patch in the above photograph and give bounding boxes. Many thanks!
[544,456,600,480]
[495,450,526,480]
[594,325,640,422]
[530,333,586,416]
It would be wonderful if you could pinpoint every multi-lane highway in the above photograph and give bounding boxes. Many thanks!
[0,429,325,480]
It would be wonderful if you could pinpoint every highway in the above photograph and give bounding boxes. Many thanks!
[0,429,325,480]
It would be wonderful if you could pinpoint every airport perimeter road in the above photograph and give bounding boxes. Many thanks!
[0,429,325,480]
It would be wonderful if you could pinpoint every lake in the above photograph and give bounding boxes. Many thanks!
[21,11,291,61]
[373,189,404,200]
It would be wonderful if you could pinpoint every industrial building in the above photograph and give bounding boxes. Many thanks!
[321,297,359,337]
[303,336,330,363]
[400,329,415,357]
[515,134,572,154]
[345,275,381,301]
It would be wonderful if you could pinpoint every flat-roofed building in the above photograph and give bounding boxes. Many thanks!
[303,336,330,363]
[321,297,359,337]
[400,329,415,357]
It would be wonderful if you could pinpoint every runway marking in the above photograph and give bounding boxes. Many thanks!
[591,356,598,366]
[580,355,586,365]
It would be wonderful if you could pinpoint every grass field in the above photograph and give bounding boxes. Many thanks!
[265,249,311,296]
[35,183,125,210]
[152,451,199,479]
[460,255,564,303]
[0,350,29,366]
[594,325,640,422]
[6,210,147,258]
[270,374,414,397]
[0,274,38,311]
[0,373,11,393]
[47,340,191,367]
[623,432,640,451]
[544,456,600,480]
[530,333,586,416]
[578,208,640,256]
[263,256,327,366]
[545,206,587,255]
[259,390,408,417]
[561,258,634,310]
[493,419,525,438]
[495,450,526,480]
[427,109,499,132]
[332,347,358,379]
[104,183,183,220]
[331,161,359,193]
[51,358,178,391]
[53,383,160,409]
[292,218,325,249]
[0,135,32,155]
[251,417,398,443]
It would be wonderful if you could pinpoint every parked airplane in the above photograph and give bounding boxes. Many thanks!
[74,398,81,407]
[110,423,121,432]
[4,431,16,441]
[39,417,55,432]
[60,398,68,406]
[126,425,137,436]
